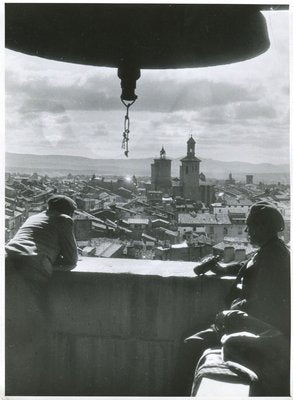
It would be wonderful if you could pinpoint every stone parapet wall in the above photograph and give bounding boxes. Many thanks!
[6,257,234,396]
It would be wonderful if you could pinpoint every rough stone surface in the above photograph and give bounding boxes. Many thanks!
[6,257,234,396]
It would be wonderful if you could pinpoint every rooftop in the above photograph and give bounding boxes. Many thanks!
[225,198,253,206]
[213,240,255,255]
[142,233,157,242]
[152,218,169,224]
[157,227,178,237]
[127,218,149,225]
[215,214,232,225]
[178,213,217,225]
[96,243,124,258]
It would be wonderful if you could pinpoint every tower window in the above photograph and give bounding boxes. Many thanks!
[185,166,188,174]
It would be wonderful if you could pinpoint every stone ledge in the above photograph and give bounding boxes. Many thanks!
[71,256,235,280]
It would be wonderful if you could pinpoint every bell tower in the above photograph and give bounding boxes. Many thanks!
[180,135,201,201]
[187,136,195,157]
[151,146,172,195]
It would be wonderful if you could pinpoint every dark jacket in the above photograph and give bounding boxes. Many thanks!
[226,236,290,338]
[6,210,78,276]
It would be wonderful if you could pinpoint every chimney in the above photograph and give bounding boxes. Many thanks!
[235,248,246,262]
[224,246,235,263]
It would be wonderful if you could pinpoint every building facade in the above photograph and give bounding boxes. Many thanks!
[246,175,254,184]
[151,147,172,195]
[180,136,201,201]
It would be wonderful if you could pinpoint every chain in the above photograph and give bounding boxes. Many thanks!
[121,99,135,157]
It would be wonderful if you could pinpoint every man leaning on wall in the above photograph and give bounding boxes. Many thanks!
[5,195,78,395]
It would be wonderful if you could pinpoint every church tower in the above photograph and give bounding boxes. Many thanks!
[151,146,172,194]
[180,136,201,201]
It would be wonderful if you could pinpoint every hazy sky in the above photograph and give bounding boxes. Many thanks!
[5,10,289,164]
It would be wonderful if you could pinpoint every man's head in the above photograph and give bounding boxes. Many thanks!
[48,195,77,217]
[245,201,284,246]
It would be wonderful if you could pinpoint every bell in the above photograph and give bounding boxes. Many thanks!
[5,4,273,101]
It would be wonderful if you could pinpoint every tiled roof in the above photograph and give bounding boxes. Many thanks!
[5,185,16,191]
[142,233,157,242]
[178,213,217,225]
[127,218,149,225]
[5,209,23,218]
[99,243,123,258]
[152,218,169,224]
[213,240,255,256]
[115,205,137,214]
[157,227,178,237]
[228,206,249,213]
[179,212,234,225]
[92,221,107,229]
[225,198,253,206]
[215,214,231,225]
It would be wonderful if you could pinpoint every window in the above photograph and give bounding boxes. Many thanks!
[223,227,228,235]
[238,226,242,235]
[185,166,188,174]
[209,226,214,234]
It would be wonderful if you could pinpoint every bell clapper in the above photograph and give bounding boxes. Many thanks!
[118,65,140,157]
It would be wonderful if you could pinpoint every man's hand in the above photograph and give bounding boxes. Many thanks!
[210,261,243,276]
[214,310,248,334]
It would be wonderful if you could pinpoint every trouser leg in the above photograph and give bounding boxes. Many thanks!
[223,332,290,396]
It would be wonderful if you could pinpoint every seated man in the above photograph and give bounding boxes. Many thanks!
[186,201,290,396]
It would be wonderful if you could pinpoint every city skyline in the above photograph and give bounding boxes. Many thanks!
[5,9,289,165]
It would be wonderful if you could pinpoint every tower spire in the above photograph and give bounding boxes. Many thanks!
[160,146,166,159]
[187,135,195,157]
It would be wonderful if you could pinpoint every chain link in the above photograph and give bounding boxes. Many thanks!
[121,99,135,157]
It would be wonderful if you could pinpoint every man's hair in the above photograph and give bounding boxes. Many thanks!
[247,201,284,233]
[48,195,77,215]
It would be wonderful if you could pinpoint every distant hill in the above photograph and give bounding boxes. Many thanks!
[5,152,290,184]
